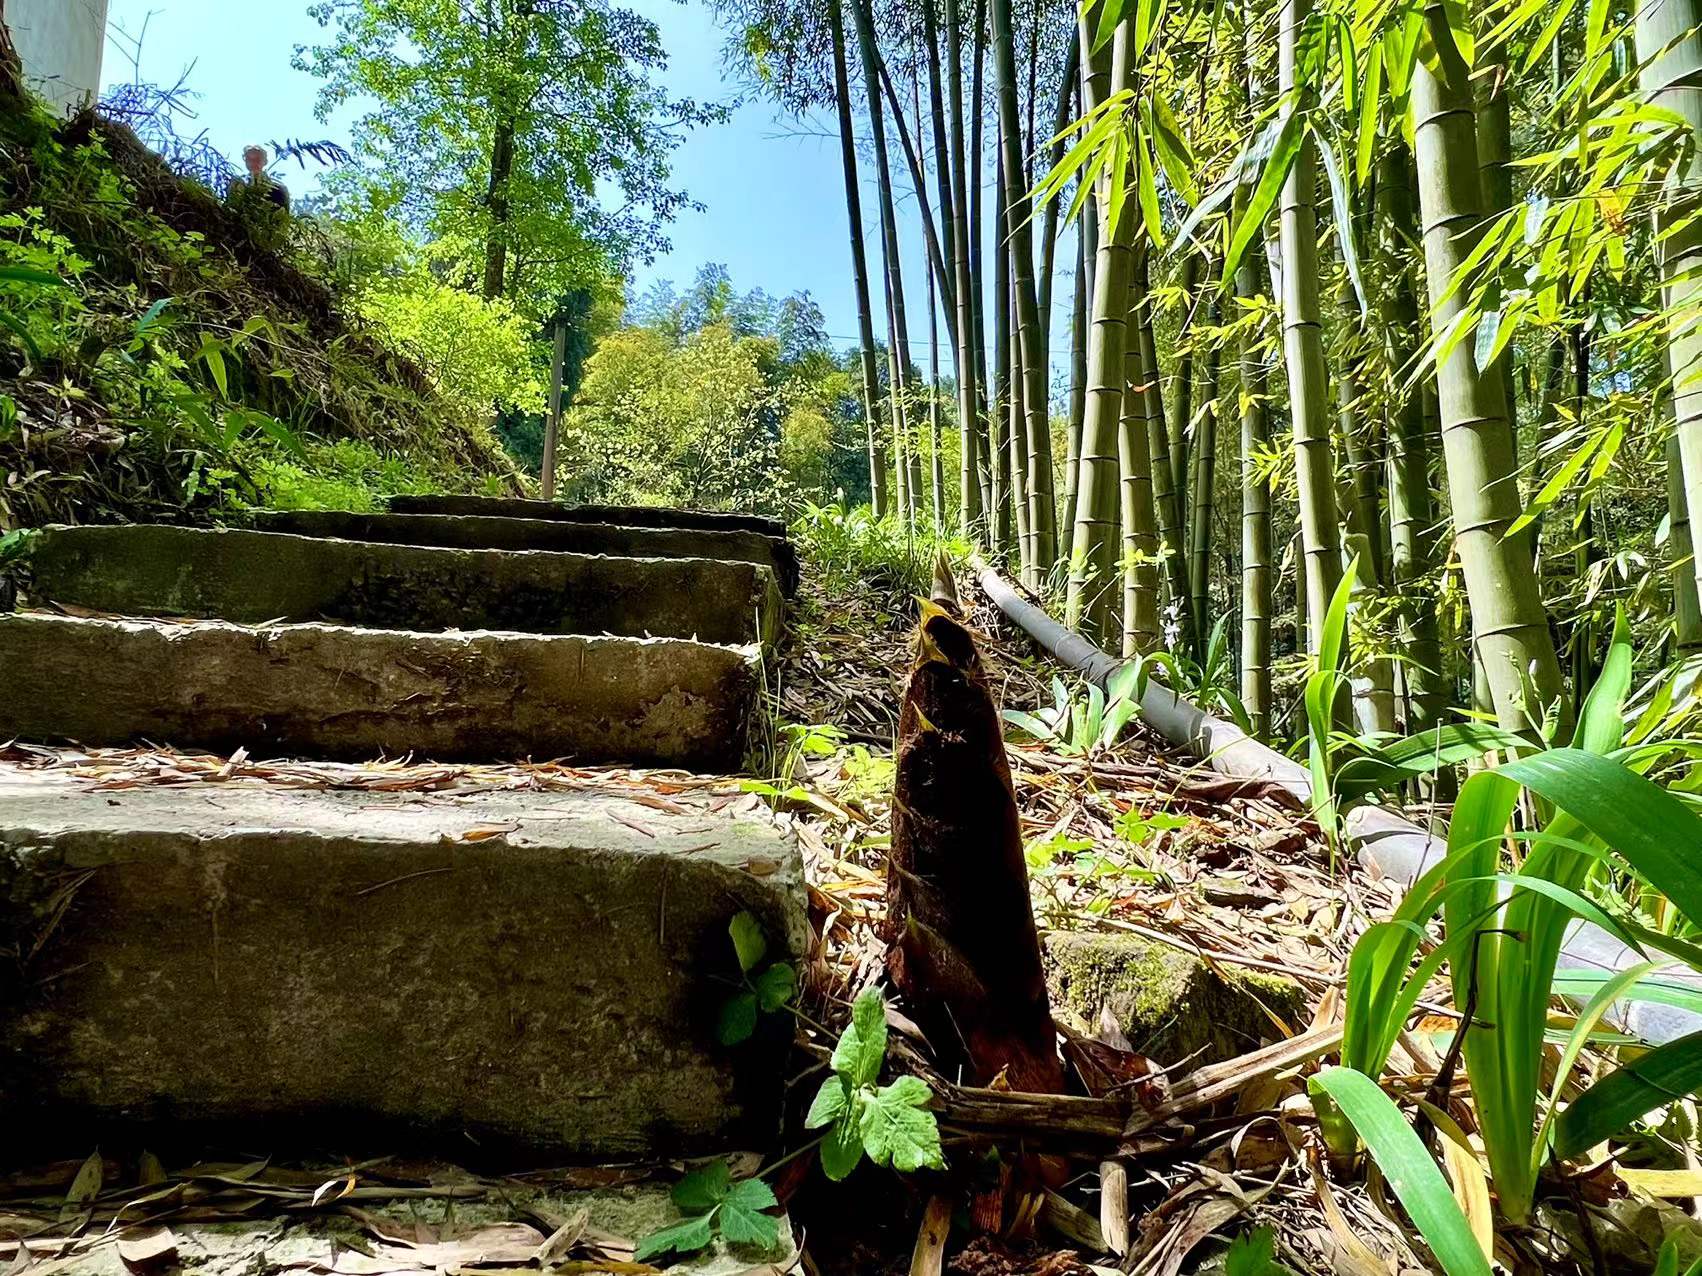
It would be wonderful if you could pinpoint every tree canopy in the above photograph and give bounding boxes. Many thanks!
[297,0,724,315]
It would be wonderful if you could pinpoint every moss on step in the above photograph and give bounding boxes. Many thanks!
[1043,931,1305,1066]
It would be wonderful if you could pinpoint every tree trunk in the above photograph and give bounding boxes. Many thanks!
[1064,223,1089,542]
[1037,41,1081,385]
[970,0,993,517]
[1570,310,1599,694]
[829,0,889,517]
[1236,217,1273,735]
[482,116,516,301]
[1670,435,1702,650]
[923,0,959,301]
[1063,10,1129,635]
[1187,295,1222,645]
[1476,65,1521,459]
[1411,4,1566,739]
[929,234,948,529]
[991,0,1057,579]
[991,157,1013,551]
[1138,268,1192,642]
[1009,270,1033,565]
[1336,277,1394,735]
[1278,0,1343,650]
[541,318,566,501]
[884,265,913,523]
[1167,256,1201,508]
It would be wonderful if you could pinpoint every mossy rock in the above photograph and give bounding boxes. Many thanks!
[1043,931,1305,1065]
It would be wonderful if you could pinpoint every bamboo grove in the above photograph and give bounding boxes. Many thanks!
[721,0,1702,745]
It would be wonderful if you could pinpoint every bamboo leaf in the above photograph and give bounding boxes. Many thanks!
[1439,0,1476,67]
[1224,104,1305,288]
[1136,129,1165,248]
[1356,50,1383,186]
[1507,427,1605,537]
[1092,0,1130,51]
[1574,605,1633,754]
[1315,128,1369,313]
[1147,95,1199,205]
[1134,0,1165,56]
[1338,18,1359,114]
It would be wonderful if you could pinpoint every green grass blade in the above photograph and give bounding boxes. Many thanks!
[1572,606,1632,754]
[1308,1069,1491,1276]
[1552,970,1702,1018]
[1552,1030,1702,1161]
[1499,749,1702,927]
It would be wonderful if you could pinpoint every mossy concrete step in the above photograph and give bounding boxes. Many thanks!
[253,509,799,596]
[389,495,788,539]
[0,766,806,1157]
[25,524,781,647]
[0,611,759,767]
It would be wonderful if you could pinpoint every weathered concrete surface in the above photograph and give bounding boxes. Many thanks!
[1043,931,1305,1065]
[253,509,799,596]
[26,524,781,647]
[389,494,788,539]
[0,611,760,767]
[40,1175,796,1275]
[0,767,807,1157]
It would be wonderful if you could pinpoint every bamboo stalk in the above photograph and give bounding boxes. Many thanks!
[1277,0,1343,650]
[1411,2,1566,736]
[828,0,889,518]
[1064,10,1132,636]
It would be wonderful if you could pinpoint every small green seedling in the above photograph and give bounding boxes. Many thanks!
[719,911,796,1045]
[805,986,945,1180]
[1114,807,1189,845]
[1224,1227,1294,1276]
[633,1160,780,1262]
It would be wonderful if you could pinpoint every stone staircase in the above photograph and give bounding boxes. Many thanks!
[0,498,807,1160]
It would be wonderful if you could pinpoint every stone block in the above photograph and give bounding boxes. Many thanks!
[388,495,787,539]
[26,524,780,647]
[0,612,760,767]
[0,768,807,1157]
[253,509,798,595]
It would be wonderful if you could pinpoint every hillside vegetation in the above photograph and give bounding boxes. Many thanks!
[0,71,518,539]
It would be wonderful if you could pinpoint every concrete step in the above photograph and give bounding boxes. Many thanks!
[0,765,806,1157]
[0,611,760,767]
[252,509,799,596]
[389,495,789,539]
[24,524,781,647]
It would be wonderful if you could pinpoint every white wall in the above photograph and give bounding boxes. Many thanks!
[7,0,110,112]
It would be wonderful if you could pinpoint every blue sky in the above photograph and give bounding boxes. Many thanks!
[98,0,1070,375]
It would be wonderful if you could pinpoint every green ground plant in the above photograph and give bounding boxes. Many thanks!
[1317,614,1702,1265]
[717,911,797,1046]
[639,985,943,1263]
[1001,663,1147,757]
